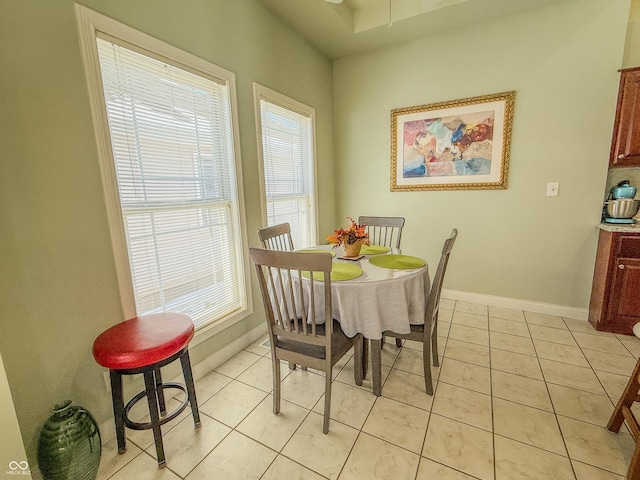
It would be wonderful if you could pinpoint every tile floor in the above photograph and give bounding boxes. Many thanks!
[95,299,640,480]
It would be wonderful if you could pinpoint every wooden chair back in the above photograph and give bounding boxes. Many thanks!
[258,223,294,251]
[358,216,405,249]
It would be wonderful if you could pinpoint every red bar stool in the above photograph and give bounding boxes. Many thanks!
[92,313,200,468]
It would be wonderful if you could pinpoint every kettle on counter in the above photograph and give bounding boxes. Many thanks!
[609,180,637,200]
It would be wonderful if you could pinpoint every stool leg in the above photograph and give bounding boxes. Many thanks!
[608,357,640,433]
[143,370,166,468]
[154,367,167,416]
[180,350,201,428]
[109,371,127,454]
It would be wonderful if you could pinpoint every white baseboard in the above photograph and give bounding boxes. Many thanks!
[442,289,588,321]
[98,322,268,446]
[189,322,268,382]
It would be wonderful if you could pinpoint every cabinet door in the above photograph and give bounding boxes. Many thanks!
[611,68,640,167]
[607,257,640,332]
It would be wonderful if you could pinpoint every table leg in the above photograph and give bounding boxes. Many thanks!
[371,339,382,396]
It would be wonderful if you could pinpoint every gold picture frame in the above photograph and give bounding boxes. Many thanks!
[390,91,515,191]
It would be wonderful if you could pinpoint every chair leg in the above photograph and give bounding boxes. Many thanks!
[629,439,640,480]
[395,338,402,348]
[371,339,382,397]
[273,356,281,415]
[179,350,201,429]
[422,324,434,395]
[362,339,369,378]
[608,356,640,433]
[323,363,332,434]
[143,370,166,468]
[109,371,126,454]
[432,313,439,367]
[353,336,363,386]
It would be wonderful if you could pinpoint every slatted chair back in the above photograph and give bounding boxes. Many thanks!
[258,223,294,251]
[358,216,405,249]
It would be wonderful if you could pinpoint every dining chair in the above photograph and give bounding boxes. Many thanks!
[249,247,364,433]
[257,222,302,371]
[380,228,458,395]
[258,223,294,251]
[359,216,406,347]
[358,216,405,249]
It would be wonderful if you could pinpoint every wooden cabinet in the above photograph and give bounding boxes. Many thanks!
[610,67,640,167]
[589,230,640,334]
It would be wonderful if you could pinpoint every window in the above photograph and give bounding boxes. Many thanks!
[76,6,249,333]
[254,84,317,249]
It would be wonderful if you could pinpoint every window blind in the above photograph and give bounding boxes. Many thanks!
[259,98,315,249]
[96,37,245,329]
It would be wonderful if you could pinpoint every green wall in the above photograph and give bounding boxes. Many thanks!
[0,0,335,463]
[333,0,630,307]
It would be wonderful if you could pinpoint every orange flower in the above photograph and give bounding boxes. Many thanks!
[326,217,370,248]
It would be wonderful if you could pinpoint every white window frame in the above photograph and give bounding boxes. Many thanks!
[75,5,252,341]
[253,83,318,248]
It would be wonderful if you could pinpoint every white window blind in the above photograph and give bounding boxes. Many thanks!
[96,37,245,329]
[257,91,316,249]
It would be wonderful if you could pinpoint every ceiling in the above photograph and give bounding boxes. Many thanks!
[259,0,573,60]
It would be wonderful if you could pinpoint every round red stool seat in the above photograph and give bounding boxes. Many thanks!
[93,313,194,370]
[92,312,200,468]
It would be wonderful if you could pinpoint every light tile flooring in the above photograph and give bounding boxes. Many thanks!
[96,300,640,480]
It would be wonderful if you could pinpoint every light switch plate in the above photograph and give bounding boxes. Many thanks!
[546,182,559,196]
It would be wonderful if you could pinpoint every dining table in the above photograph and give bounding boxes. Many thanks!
[295,244,430,396]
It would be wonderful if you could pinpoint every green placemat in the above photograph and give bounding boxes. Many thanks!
[369,254,426,269]
[360,244,391,255]
[302,262,363,281]
[296,249,336,257]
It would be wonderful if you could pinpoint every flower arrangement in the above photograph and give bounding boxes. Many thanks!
[326,217,370,248]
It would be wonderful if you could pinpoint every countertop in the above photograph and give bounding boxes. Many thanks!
[598,222,640,233]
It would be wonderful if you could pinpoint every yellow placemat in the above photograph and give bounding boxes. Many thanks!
[296,249,336,257]
[360,244,391,255]
[369,254,426,269]
[302,262,363,281]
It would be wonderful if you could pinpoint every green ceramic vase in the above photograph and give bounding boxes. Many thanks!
[37,400,101,480]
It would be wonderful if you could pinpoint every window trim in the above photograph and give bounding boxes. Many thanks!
[75,4,252,342]
[252,83,319,246]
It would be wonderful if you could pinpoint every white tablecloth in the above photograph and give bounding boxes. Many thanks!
[298,246,430,340]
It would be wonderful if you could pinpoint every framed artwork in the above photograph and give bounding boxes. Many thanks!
[390,91,515,191]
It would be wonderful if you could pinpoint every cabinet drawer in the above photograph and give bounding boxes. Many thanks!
[617,235,640,258]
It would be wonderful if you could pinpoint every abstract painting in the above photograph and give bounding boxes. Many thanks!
[390,91,515,191]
